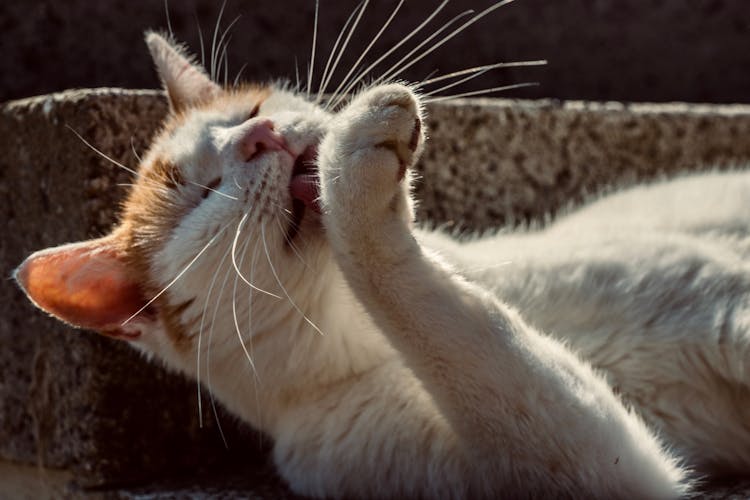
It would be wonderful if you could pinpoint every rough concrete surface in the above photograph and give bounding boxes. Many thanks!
[2,88,750,497]
[1,0,749,105]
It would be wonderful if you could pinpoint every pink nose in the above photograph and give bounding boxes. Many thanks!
[240,118,287,161]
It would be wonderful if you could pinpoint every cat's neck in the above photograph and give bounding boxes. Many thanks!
[202,259,399,432]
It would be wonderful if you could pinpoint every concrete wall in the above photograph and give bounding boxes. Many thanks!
[3,89,750,496]
[2,0,749,105]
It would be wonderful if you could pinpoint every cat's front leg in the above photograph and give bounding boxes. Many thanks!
[318,84,689,498]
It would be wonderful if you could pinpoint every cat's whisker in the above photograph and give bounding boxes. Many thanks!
[328,0,405,108]
[327,0,452,110]
[261,223,325,336]
[267,200,293,217]
[164,0,174,38]
[209,0,228,82]
[233,63,248,89]
[222,36,231,87]
[196,240,234,428]
[246,239,265,429]
[191,180,238,201]
[206,250,236,449]
[130,136,142,163]
[424,81,539,102]
[315,0,366,104]
[195,13,206,68]
[368,9,476,91]
[67,126,139,177]
[231,212,283,299]
[216,15,241,84]
[375,0,519,91]
[417,60,547,89]
[272,205,313,253]
[68,126,166,192]
[463,261,514,272]
[294,57,302,93]
[122,221,233,326]
[232,233,259,378]
[421,67,494,98]
[306,0,320,98]
[275,215,310,270]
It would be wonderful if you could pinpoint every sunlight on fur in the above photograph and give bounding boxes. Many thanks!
[14,1,750,498]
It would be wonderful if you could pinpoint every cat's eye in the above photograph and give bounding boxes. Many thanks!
[201,177,222,199]
[248,103,260,120]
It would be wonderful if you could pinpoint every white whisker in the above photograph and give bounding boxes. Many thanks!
[196,239,234,427]
[233,62,248,88]
[376,0,521,92]
[329,0,404,106]
[130,136,142,163]
[195,13,206,68]
[231,212,283,299]
[67,126,138,177]
[215,14,240,84]
[206,252,235,449]
[316,0,366,103]
[232,233,259,377]
[276,215,310,270]
[418,60,547,88]
[210,0,228,81]
[306,0,320,98]
[261,223,325,335]
[424,81,539,102]
[328,0,451,109]
[122,221,232,326]
[370,9,476,89]
[294,56,301,92]
[421,67,496,97]
[246,239,264,429]
[191,181,238,200]
[164,0,174,38]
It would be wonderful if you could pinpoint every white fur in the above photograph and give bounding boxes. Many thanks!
[102,41,750,498]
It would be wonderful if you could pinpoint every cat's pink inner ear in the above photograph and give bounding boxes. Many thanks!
[145,31,221,113]
[15,238,151,339]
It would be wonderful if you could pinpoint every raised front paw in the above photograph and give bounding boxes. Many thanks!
[318,83,424,222]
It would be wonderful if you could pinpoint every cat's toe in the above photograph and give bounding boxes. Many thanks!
[318,84,424,230]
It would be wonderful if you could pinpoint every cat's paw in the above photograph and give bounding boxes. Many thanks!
[318,84,424,224]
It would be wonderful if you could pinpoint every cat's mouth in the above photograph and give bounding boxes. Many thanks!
[287,145,320,243]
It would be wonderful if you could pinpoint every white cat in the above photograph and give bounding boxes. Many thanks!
[15,30,750,499]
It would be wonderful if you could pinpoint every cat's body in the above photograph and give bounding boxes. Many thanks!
[14,28,750,498]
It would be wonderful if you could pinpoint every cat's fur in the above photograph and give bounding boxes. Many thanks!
[14,30,750,499]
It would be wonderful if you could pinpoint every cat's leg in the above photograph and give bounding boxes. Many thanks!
[318,84,690,497]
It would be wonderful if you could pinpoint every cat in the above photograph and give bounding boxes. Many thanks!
[13,21,750,500]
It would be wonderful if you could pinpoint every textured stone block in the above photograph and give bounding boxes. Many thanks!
[2,89,750,496]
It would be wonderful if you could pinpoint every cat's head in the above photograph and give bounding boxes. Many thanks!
[14,33,371,414]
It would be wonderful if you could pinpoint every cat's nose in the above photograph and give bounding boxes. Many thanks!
[240,118,288,161]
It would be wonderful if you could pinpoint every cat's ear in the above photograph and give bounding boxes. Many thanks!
[14,236,154,340]
[145,31,221,113]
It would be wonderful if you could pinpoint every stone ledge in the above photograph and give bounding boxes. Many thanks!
[2,88,750,497]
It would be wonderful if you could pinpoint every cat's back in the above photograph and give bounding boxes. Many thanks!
[419,169,750,348]
[549,168,750,241]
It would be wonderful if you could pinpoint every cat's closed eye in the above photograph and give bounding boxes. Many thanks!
[247,103,260,121]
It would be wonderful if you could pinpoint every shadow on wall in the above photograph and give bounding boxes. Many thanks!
[2,0,749,104]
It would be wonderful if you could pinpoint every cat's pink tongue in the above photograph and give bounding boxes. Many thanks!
[290,174,321,213]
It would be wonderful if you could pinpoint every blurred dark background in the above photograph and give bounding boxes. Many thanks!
[2,0,749,104]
